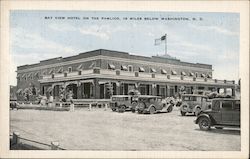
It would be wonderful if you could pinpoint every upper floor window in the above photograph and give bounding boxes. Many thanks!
[68,67,72,73]
[128,65,133,72]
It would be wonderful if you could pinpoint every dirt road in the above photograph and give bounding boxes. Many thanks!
[10,108,240,150]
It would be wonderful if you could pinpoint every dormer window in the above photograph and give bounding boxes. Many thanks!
[189,72,194,76]
[49,68,55,75]
[77,64,83,71]
[57,67,63,73]
[201,73,205,78]
[207,74,212,78]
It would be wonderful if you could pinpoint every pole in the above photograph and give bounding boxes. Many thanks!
[165,34,167,56]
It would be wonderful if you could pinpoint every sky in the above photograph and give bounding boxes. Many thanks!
[10,11,240,85]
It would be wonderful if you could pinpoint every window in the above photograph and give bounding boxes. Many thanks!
[68,67,72,73]
[128,65,133,72]
[212,101,220,111]
[183,96,190,101]
[190,96,197,101]
[221,101,233,110]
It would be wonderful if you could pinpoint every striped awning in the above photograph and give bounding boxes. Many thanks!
[121,65,128,71]
[139,67,145,72]
[49,69,54,74]
[207,74,212,78]
[108,64,115,70]
[161,69,167,74]
[151,68,157,73]
[181,72,186,76]
[77,64,83,71]
[57,67,64,73]
[171,70,177,75]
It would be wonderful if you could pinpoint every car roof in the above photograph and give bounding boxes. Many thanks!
[212,98,240,101]
[111,95,131,97]
[182,94,207,97]
[138,95,161,98]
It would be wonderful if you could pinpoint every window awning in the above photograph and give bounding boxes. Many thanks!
[151,68,157,73]
[139,67,145,72]
[189,72,194,76]
[27,73,33,77]
[57,67,64,73]
[181,71,186,76]
[161,69,167,74]
[108,64,115,70]
[201,73,206,78]
[121,65,128,71]
[171,70,177,75]
[77,64,82,71]
[49,69,54,74]
[207,74,212,78]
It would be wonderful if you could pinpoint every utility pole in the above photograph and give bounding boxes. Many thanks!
[165,34,167,56]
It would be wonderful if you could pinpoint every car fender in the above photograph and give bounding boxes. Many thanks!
[180,103,188,110]
[194,105,201,111]
[148,104,156,111]
[195,113,211,124]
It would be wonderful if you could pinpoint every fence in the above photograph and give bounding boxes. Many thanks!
[10,132,65,150]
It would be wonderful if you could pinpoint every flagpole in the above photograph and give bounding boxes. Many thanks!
[165,34,167,56]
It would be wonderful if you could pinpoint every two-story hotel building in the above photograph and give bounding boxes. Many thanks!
[16,49,236,101]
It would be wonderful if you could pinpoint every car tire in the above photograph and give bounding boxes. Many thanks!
[149,106,156,114]
[195,107,201,116]
[180,111,186,116]
[131,109,135,113]
[119,105,126,113]
[198,117,211,131]
[111,108,116,112]
[167,105,173,113]
[138,110,143,114]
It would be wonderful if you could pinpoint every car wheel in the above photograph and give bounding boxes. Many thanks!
[167,105,173,113]
[198,117,211,131]
[131,109,135,113]
[138,110,143,114]
[149,106,156,114]
[180,111,186,116]
[215,127,223,129]
[111,108,116,111]
[195,107,201,116]
[119,105,126,113]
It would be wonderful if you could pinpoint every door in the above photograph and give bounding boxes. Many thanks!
[232,100,240,126]
[221,101,234,125]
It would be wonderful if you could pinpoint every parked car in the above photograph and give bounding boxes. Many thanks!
[110,95,138,112]
[136,95,174,114]
[195,98,240,130]
[180,94,211,116]
[10,98,19,110]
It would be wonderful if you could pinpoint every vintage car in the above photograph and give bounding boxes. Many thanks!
[179,94,211,116]
[195,98,240,130]
[10,98,19,110]
[136,95,174,114]
[110,95,138,112]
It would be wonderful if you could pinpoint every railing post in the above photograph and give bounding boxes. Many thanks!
[104,103,108,111]
[51,141,60,150]
[89,103,92,111]
[70,103,74,112]
[13,132,20,145]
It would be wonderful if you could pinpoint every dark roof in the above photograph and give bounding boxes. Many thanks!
[17,49,212,70]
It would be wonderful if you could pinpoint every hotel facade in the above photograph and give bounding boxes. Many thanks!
[16,49,236,101]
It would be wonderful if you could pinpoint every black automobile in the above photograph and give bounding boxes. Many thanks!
[195,98,240,130]
[10,98,19,110]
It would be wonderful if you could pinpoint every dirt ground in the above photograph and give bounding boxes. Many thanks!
[10,107,240,151]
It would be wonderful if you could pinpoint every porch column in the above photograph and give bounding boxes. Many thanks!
[232,88,235,96]
[116,82,121,95]
[152,84,157,96]
[77,82,82,99]
[166,85,170,97]
[93,79,100,99]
